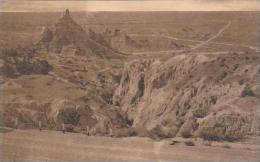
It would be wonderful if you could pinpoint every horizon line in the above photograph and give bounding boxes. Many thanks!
[1,10,260,13]
[1,1,260,12]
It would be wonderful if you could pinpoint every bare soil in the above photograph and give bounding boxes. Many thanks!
[0,128,259,162]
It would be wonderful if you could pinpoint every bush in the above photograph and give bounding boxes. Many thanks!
[134,126,150,137]
[198,113,249,142]
[179,118,198,138]
[149,125,177,139]
[170,140,181,145]
[185,141,195,146]
[0,63,16,78]
[149,125,168,139]
[199,126,244,142]
[0,48,18,60]
[192,107,209,118]
[34,60,53,74]
[0,47,52,76]
[112,128,137,137]
[65,124,75,132]
[203,140,212,146]
[222,144,231,149]
[16,59,52,75]
[241,87,255,97]
[180,129,192,138]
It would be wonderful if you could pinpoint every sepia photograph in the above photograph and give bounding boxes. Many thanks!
[0,0,260,161]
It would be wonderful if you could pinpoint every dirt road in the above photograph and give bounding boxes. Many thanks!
[190,22,231,50]
[129,21,260,53]
[0,129,259,162]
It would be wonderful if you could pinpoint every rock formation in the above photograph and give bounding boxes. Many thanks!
[0,97,127,134]
[38,9,123,59]
[113,52,260,140]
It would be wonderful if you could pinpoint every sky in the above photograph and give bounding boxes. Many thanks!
[0,0,260,12]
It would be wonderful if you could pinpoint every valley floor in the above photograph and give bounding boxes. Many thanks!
[0,128,259,162]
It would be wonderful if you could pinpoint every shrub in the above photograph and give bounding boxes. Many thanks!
[222,144,231,149]
[170,140,181,145]
[149,125,169,139]
[168,126,179,137]
[112,128,137,137]
[65,124,75,132]
[179,118,198,138]
[180,129,192,138]
[148,125,178,139]
[198,113,249,142]
[199,126,244,142]
[192,107,209,118]
[134,126,150,137]
[16,59,52,75]
[0,48,18,60]
[185,141,195,146]
[203,140,212,146]
[241,87,255,97]
[0,63,16,78]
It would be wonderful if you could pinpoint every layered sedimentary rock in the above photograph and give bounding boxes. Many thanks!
[113,52,260,140]
[0,97,127,134]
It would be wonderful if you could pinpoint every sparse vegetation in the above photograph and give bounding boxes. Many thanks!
[0,48,52,77]
[222,144,231,149]
[184,141,195,146]
[112,128,137,137]
[203,140,212,146]
[0,9,259,149]
[192,107,209,118]
[170,140,181,145]
[180,129,192,138]
[198,112,250,142]
[241,86,255,97]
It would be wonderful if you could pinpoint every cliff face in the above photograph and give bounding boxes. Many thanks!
[113,52,260,140]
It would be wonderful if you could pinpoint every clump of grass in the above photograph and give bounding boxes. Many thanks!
[241,86,255,97]
[203,140,212,146]
[180,129,192,138]
[169,140,181,145]
[185,141,195,146]
[112,128,137,137]
[222,144,231,149]
[192,107,209,118]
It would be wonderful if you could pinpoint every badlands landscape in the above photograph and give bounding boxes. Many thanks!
[0,10,260,162]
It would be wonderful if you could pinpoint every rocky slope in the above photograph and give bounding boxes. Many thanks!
[0,9,126,135]
[113,52,260,140]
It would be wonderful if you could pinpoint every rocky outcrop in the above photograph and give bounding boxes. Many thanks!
[49,9,87,53]
[38,9,123,59]
[100,29,186,54]
[113,52,260,140]
[0,97,127,135]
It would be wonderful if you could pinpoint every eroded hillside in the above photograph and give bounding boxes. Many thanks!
[113,52,260,140]
[0,10,259,142]
[0,9,127,135]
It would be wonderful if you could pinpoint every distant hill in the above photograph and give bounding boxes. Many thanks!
[38,9,124,59]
